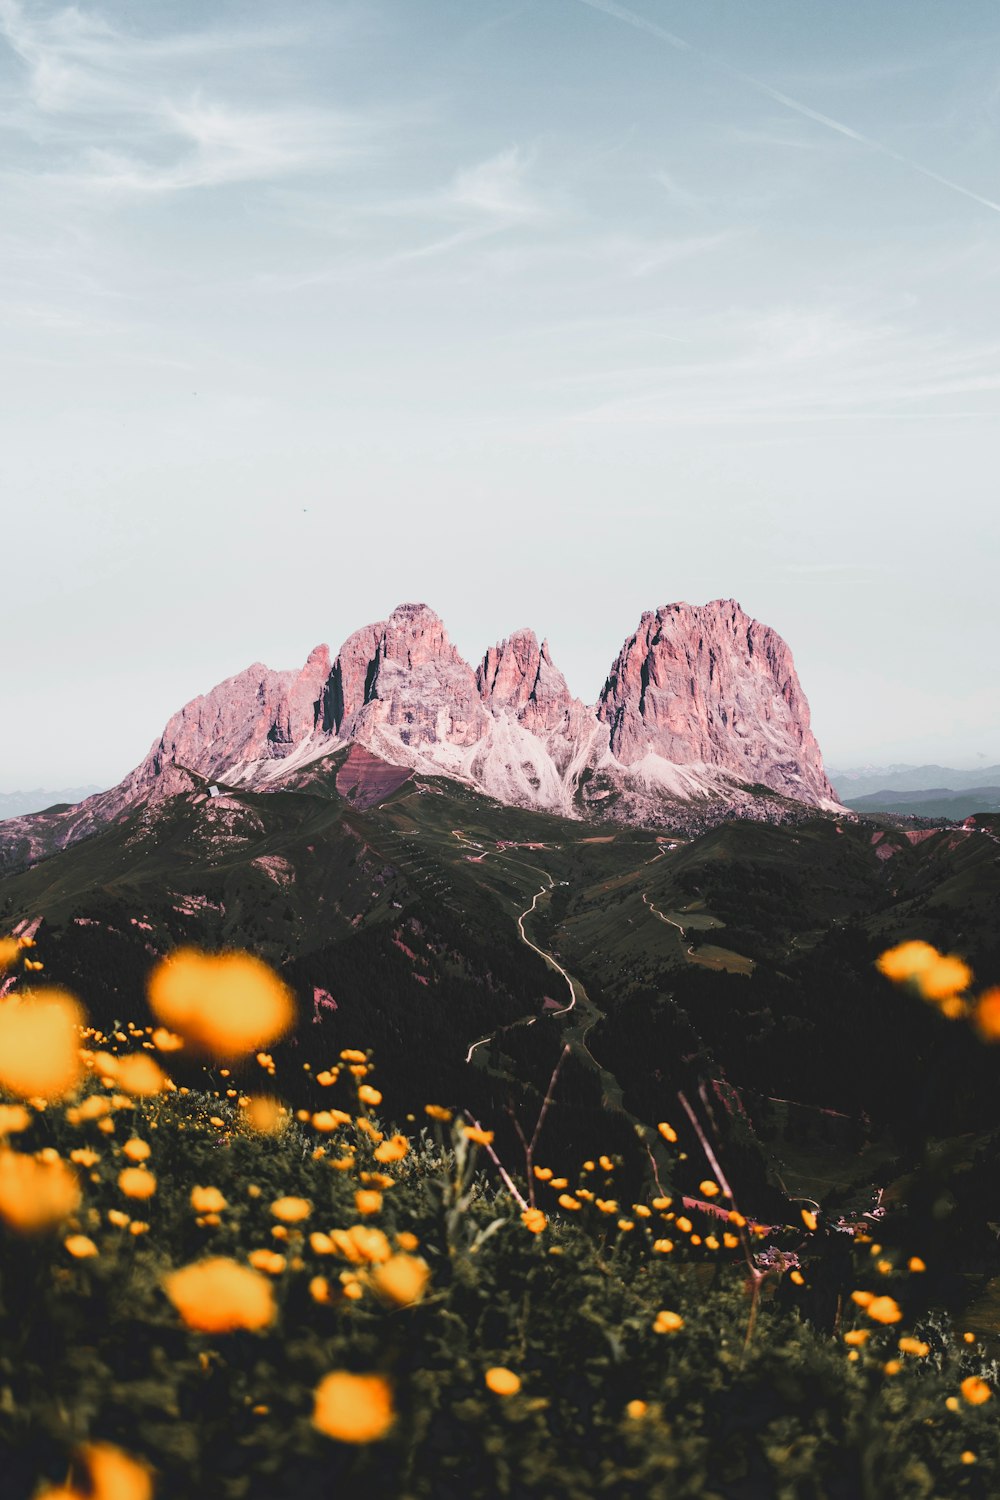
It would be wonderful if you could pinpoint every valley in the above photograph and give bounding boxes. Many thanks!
[4,746,1000,1295]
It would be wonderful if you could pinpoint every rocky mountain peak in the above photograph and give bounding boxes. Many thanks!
[597,598,834,803]
[323,621,386,735]
[352,603,487,752]
[379,603,460,670]
[476,628,583,736]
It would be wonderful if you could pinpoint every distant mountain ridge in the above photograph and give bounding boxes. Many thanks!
[0,787,104,820]
[830,764,1000,799]
[844,787,1000,820]
[0,598,840,874]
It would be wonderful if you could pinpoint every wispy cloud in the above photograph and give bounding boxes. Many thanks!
[573,0,1000,215]
[0,0,373,194]
[254,145,548,285]
[70,100,359,195]
[447,146,540,221]
[557,302,1000,427]
[651,169,705,208]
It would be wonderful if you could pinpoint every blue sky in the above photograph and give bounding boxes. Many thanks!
[3,0,999,785]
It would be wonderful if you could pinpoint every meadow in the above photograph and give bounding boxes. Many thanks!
[1,937,999,1499]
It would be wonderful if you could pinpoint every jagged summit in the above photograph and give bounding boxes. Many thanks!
[596,599,834,805]
[0,599,841,873]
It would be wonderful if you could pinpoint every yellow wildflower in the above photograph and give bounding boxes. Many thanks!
[270,1195,311,1223]
[653,1309,684,1334]
[64,1234,99,1259]
[972,988,1000,1042]
[147,949,294,1057]
[0,1104,31,1136]
[151,1027,184,1052]
[0,936,21,970]
[313,1371,394,1443]
[865,1296,903,1325]
[106,1054,167,1097]
[241,1096,287,1134]
[164,1257,276,1333]
[0,1150,80,1232]
[961,1376,992,1406]
[118,1167,156,1200]
[371,1254,430,1306]
[485,1367,521,1395]
[191,1186,228,1214]
[247,1249,287,1275]
[373,1140,407,1176]
[876,941,941,983]
[0,989,83,1100]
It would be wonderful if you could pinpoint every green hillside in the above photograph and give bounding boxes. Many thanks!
[2,768,1000,1240]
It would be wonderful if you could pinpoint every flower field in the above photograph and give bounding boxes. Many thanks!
[1,938,999,1498]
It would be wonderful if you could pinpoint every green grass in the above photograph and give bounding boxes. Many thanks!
[4,1057,1000,1500]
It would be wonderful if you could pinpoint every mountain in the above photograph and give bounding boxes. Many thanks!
[0,787,103,820]
[845,787,1000,820]
[830,764,1000,798]
[0,598,840,876]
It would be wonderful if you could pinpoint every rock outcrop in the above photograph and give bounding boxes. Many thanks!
[597,600,835,804]
[477,629,583,737]
[353,604,489,751]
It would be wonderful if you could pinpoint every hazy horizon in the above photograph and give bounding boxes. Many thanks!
[3,0,999,785]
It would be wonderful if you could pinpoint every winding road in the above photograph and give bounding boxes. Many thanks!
[455,830,581,1062]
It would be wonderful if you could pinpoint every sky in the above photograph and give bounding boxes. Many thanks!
[3,0,999,788]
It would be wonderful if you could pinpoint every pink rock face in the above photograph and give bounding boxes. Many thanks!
[136,644,331,787]
[0,596,842,878]
[353,603,490,749]
[597,599,835,803]
[477,629,585,735]
[323,621,386,734]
